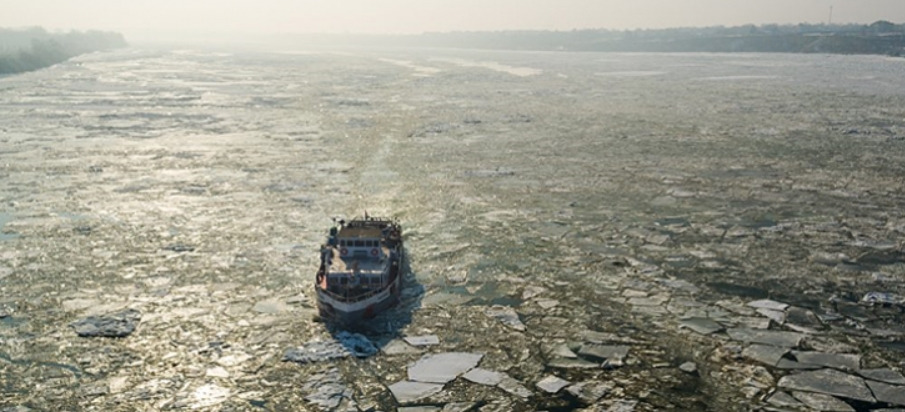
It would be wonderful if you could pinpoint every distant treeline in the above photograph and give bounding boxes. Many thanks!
[0,27,127,74]
[414,21,905,55]
[294,21,905,56]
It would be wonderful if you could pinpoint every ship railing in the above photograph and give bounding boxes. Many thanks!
[347,217,399,227]
[321,285,386,303]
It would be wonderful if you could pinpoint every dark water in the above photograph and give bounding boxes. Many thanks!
[1,48,904,410]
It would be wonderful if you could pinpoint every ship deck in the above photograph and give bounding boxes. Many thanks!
[327,251,390,274]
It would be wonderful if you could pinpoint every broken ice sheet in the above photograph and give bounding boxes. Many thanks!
[865,380,905,407]
[404,335,440,346]
[776,358,823,370]
[734,316,771,330]
[205,366,229,378]
[742,344,789,367]
[726,328,803,347]
[498,375,532,398]
[679,317,724,335]
[766,391,804,408]
[484,305,525,331]
[579,330,643,344]
[544,343,578,358]
[605,399,639,412]
[387,381,444,404]
[252,299,290,314]
[535,299,558,309]
[547,357,600,369]
[382,339,423,355]
[521,285,546,300]
[70,308,141,338]
[861,292,905,306]
[716,300,757,316]
[566,381,612,404]
[755,308,786,324]
[462,368,503,386]
[791,391,854,412]
[536,375,570,393]
[578,344,630,362]
[283,332,377,363]
[303,368,356,410]
[9,45,905,412]
[627,294,669,306]
[791,351,861,370]
[189,384,230,409]
[785,306,824,329]
[858,368,905,385]
[747,299,789,311]
[407,352,483,383]
[778,369,876,403]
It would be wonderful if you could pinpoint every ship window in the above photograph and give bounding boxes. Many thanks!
[340,277,348,285]
[339,240,346,247]
[355,240,364,247]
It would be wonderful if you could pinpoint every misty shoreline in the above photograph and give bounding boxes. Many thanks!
[277,21,905,57]
[2,21,903,77]
[0,28,127,75]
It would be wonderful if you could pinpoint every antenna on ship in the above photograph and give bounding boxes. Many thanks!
[828,5,833,25]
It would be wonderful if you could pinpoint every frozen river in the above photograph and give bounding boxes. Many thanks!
[1,48,905,411]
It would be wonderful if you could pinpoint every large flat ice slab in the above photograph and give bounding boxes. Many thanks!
[791,391,854,412]
[859,368,905,385]
[742,344,789,366]
[536,375,570,394]
[778,369,875,403]
[462,368,503,386]
[679,317,724,335]
[726,328,803,347]
[791,351,861,370]
[387,380,444,404]
[407,352,484,383]
[866,380,905,407]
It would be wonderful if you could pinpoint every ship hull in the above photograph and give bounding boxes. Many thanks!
[315,273,402,324]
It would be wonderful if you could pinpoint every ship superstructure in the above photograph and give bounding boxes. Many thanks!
[315,216,403,322]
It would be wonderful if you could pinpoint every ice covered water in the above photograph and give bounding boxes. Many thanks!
[1,48,905,410]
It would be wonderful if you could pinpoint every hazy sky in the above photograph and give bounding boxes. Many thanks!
[2,0,904,36]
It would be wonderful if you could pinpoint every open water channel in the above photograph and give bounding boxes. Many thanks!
[1,47,905,411]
